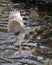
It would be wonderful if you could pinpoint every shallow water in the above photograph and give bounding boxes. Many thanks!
[0,0,52,65]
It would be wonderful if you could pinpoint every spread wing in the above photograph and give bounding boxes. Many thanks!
[7,10,25,33]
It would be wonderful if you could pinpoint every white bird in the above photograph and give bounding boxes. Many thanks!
[7,10,35,53]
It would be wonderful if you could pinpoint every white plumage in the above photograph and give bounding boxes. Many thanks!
[7,10,35,53]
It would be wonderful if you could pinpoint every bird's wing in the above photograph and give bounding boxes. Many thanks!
[7,10,25,33]
[9,10,24,27]
[7,19,25,33]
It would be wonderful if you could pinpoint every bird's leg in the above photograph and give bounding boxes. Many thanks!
[19,44,22,53]
[17,33,25,53]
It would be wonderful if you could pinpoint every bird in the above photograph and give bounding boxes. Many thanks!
[7,10,35,53]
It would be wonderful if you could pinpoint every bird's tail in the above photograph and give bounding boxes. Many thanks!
[25,26,37,34]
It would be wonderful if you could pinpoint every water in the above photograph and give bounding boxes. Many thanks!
[0,0,52,65]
